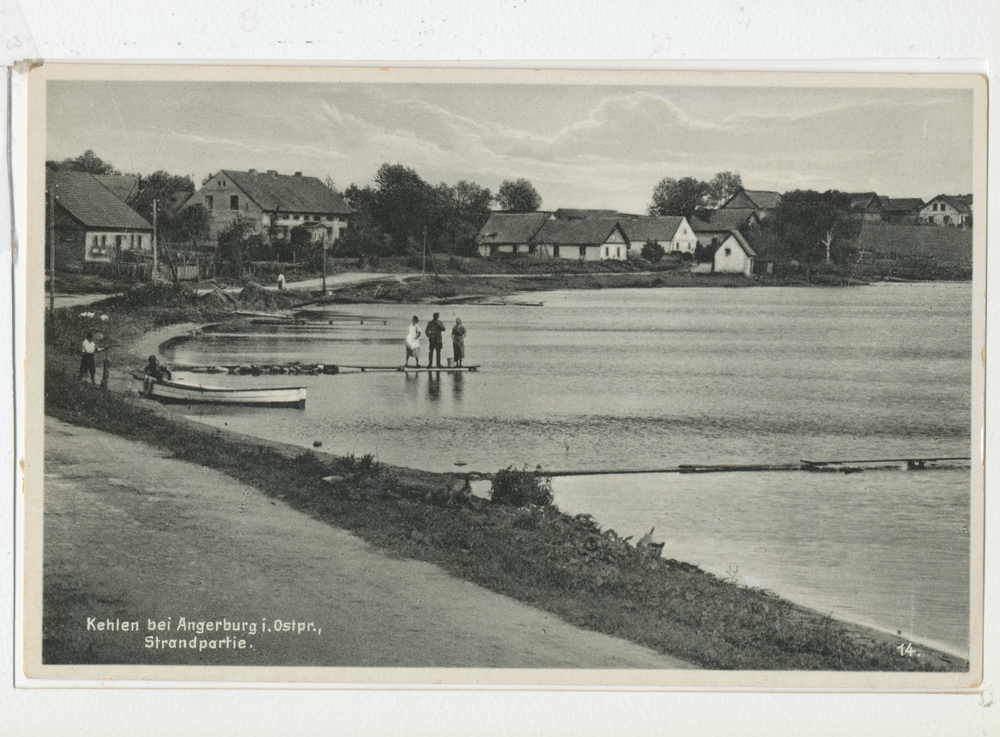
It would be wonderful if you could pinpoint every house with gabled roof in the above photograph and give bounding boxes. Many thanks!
[721,189,782,219]
[918,194,972,227]
[182,169,354,244]
[476,211,552,256]
[690,208,761,248]
[713,230,756,276]
[617,215,697,257]
[846,192,883,221]
[532,218,630,261]
[879,197,924,224]
[93,174,141,204]
[46,169,153,269]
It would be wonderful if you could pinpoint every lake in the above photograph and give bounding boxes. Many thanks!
[161,282,973,656]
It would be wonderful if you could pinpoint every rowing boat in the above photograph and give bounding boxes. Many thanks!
[134,374,307,409]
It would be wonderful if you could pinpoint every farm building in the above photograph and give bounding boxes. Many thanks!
[713,230,756,276]
[918,195,972,226]
[531,218,630,260]
[476,212,551,256]
[46,169,153,270]
[846,192,884,221]
[720,189,782,219]
[690,208,761,248]
[617,216,697,257]
[879,197,924,224]
[181,169,353,243]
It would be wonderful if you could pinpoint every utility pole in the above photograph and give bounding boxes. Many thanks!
[152,199,159,279]
[422,226,427,277]
[322,237,328,294]
[48,182,55,313]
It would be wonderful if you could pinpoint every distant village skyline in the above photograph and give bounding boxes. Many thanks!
[47,79,974,213]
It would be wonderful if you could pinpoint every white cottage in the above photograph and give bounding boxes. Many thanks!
[713,230,756,276]
[531,218,630,260]
[618,216,697,258]
[917,195,972,226]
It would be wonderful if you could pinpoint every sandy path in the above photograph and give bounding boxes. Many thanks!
[43,417,691,674]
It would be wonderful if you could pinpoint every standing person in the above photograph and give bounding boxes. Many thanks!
[277,273,286,291]
[142,355,172,397]
[78,331,101,385]
[404,315,422,367]
[451,318,467,368]
[425,312,446,368]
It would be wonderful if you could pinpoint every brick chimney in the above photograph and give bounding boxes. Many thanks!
[294,172,302,177]
[267,170,278,177]
[248,169,257,175]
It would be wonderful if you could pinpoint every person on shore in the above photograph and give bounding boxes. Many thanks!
[79,331,108,385]
[451,318,466,368]
[404,316,422,367]
[425,312,446,368]
[277,273,285,291]
[142,355,172,396]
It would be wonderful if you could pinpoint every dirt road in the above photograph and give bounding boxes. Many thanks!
[43,418,690,675]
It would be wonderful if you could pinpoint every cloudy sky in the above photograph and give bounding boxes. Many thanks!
[46,79,974,213]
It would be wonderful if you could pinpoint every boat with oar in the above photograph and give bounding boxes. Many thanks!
[133,374,307,409]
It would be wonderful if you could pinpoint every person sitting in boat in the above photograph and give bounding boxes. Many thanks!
[143,355,172,396]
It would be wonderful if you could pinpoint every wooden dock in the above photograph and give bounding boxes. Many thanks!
[335,364,480,373]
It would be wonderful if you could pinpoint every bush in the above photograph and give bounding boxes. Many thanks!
[640,240,666,263]
[489,466,554,508]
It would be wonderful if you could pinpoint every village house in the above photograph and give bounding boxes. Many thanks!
[917,194,972,226]
[617,216,697,257]
[531,218,631,260]
[879,197,924,224]
[46,169,153,271]
[720,189,782,220]
[182,169,353,244]
[690,208,761,248]
[713,230,756,276]
[476,211,551,256]
[846,192,883,221]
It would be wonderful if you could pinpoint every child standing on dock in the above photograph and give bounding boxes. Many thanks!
[405,315,422,367]
[451,318,466,367]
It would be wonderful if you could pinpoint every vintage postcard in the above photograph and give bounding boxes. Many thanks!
[19,64,986,688]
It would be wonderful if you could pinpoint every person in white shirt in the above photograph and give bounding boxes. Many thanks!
[404,316,422,367]
[79,331,100,385]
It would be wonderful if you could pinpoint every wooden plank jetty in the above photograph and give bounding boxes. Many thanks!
[335,364,480,373]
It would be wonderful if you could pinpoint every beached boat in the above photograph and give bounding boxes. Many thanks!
[134,374,307,409]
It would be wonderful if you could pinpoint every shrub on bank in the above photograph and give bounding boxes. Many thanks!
[489,466,554,508]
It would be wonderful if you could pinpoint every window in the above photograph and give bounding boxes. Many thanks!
[326,215,333,221]
[115,235,123,248]
[100,235,107,247]
[604,247,609,257]
[137,235,142,248]
[130,234,135,247]
[725,247,732,256]
[616,247,621,258]
[205,195,214,210]
[553,245,560,258]
[293,215,300,221]
[230,195,239,210]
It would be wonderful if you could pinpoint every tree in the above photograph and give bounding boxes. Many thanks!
[640,240,666,263]
[132,170,196,223]
[706,171,743,209]
[324,175,340,194]
[648,171,744,219]
[496,178,541,212]
[432,180,494,255]
[51,149,120,175]
[161,203,210,249]
[648,176,709,220]
[372,164,436,254]
[769,190,856,263]
[215,217,267,278]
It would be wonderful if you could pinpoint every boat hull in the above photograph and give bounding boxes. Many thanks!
[137,376,306,409]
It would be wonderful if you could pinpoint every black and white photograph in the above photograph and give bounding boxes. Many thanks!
[22,65,985,688]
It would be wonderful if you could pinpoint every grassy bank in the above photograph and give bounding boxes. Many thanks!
[42,285,965,672]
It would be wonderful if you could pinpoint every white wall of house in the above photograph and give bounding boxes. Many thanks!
[713,234,754,276]
[84,230,153,262]
[918,200,970,226]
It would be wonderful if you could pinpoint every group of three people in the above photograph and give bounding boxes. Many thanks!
[405,313,466,368]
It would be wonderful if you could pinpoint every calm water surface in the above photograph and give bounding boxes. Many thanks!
[162,283,973,655]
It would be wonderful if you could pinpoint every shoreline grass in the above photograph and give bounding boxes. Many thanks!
[42,283,967,671]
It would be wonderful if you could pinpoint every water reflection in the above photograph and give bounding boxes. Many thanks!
[427,371,442,402]
[451,372,464,400]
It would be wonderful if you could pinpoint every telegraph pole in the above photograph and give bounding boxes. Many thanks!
[322,238,328,294]
[422,226,427,277]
